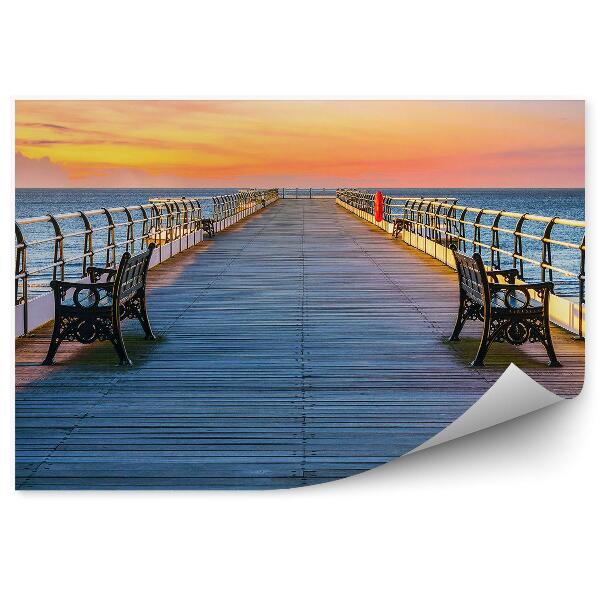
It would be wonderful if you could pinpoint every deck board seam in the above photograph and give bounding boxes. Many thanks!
[154,211,274,339]
[300,200,307,483]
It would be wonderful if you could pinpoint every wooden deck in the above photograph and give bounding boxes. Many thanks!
[15,197,585,489]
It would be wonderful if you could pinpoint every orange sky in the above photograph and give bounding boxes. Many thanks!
[15,100,584,188]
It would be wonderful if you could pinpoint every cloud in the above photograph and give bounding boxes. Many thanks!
[15,152,71,187]
[14,101,585,188]
[14,151,254,188]
[18,122,72,131]
[481,145,584,161]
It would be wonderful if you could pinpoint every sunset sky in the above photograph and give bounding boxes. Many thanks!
[15,100,584,188]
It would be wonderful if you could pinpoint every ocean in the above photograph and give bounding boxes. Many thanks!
[15,188,585,298]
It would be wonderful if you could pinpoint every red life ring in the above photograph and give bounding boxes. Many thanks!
[374,190,384,222]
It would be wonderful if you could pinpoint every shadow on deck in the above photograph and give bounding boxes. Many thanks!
[15,197,585,489]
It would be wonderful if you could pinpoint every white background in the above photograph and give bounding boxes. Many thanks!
[1,1,597,598]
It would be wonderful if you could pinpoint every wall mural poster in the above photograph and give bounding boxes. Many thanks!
[14,100,585,490]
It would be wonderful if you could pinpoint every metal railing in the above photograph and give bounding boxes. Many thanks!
[336,189,586,307]
[15,189,278,335]
[280,188,337,199]
[16,199,202,306]
[213,189,278,222]
[335,189,379,214]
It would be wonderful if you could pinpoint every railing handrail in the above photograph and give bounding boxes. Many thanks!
[15,199,203,226]
[389,197,585,229]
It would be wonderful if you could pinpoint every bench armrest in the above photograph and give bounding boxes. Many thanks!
[487,268,519,283]
[490,281,554,293]
[86,266,117,282]
[489,281,554,310]
[50,280,114,308]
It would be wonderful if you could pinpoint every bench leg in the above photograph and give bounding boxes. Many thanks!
[111,319,132,366]
[42,317,63,365]
[541,315,561,367]
[137,297,156,341]
[471,315,492,367]
[450,293,468,341]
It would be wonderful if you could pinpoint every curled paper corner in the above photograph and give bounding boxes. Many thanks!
[408,363,562,455]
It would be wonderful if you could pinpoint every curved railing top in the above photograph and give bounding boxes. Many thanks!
[16,199,202,226]
[388,197,585,229]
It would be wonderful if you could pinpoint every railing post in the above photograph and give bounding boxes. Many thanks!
[458,207,468,252]
[178,198,187,237]
[541,217,557,282]
[15,223,28,334]
[578,234,585,339]
[445,200,458,247]
[402,200,411,239]
[416,200,425,239]
[425,201,434,240]
[151,204,161,248]
[174,200,183,240]
[123,207,135,254]
[164,203,174,244]
[140,205,149,249]
[194,200,202,235]
[47,214,65,282]
[443,201,453,262]
[490,211,503,269]
[513,214,527,278]
[188,198,195,236]
[384,195,391,223]
[473,209,484,255]
[187,199,196,236]
[79,211,94,276]
[102,208,116,267]
[434,202,443,244]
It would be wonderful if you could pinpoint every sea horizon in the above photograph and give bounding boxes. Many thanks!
[15,185,586,190]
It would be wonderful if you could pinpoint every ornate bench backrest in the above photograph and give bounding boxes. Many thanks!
[114,243,156,303]
[450,245,489,305]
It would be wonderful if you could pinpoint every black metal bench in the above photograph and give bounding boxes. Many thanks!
[392,218,404,238]
[202,218,215,238]
[449,245,560,367]
[42,244,156,366]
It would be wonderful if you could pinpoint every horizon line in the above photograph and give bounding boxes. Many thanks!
[15,186,586,191]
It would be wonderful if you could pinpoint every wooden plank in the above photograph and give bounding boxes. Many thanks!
[15,197,585,489]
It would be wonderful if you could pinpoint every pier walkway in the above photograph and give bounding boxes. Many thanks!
[15,197,585,489]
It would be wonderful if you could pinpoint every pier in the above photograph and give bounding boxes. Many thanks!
[15,192,585,489]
